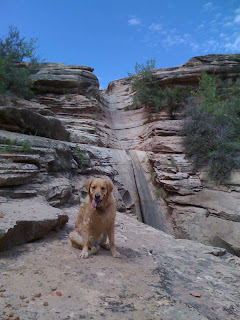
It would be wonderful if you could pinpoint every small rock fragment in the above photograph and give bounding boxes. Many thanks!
[19,295,26,300]
[190,290,201,298]
[20,303,26,307]
[8,312,14,317]
[43,302,48,306]
[0,288,6,292]
[34,293,41,298]
[0,213,4,218]
[56,291,62,296]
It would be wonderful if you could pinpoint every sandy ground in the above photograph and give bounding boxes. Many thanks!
[0,207,240,320]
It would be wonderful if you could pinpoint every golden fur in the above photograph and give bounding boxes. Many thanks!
[69,177,120,259]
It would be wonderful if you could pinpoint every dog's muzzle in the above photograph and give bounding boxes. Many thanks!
[91,194,103,210]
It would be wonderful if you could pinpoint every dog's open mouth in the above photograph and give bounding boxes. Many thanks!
[91,199,102,210]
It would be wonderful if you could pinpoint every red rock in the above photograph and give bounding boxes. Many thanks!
[190,290,201,298]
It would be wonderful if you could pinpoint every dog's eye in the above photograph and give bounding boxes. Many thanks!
[92,186,96,190]
[101,187,105,191]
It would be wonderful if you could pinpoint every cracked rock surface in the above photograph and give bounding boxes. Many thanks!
[0,209,239,320]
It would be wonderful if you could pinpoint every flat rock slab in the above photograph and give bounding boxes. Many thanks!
[0,209,239,320]
[0,198,68,251]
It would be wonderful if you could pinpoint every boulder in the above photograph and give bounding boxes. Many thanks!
[0,197,68,251]
[0,106,70,141]
[167,189,240,255]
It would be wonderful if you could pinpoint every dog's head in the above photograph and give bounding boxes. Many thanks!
[84,177,114,210]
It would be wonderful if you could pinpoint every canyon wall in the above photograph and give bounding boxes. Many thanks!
[1,54,240,320]
[0,54,239,256]
[101,54,240,256]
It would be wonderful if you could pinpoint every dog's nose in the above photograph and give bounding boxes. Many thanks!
[95,193,100,200]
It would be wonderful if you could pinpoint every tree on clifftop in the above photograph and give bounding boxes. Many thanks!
[127,59,192,119]
[0,26,39,99]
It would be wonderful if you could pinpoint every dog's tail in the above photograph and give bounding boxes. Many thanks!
[69,231,83,249]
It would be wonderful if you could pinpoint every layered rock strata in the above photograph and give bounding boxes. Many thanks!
[0,54,240,257]
[100,54,240,256]
[0,55,240,319]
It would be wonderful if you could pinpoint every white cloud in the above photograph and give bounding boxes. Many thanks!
[235,8,240,14]
[203,2,213,10]
[234,14,240,23]
[149,23,162,31]
[128,17,141,26]
[225,35,240,51]
[224,22,233,27]
[141,5,240,57]
[190,42,200,52]
[215,13,222,19]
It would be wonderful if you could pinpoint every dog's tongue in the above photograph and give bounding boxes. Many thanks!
[91,199,97,210]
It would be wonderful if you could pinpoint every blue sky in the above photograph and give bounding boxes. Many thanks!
[0,0,240,88]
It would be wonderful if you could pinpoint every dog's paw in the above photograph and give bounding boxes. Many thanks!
[80,250,89,259]
[90,246,98,255]
[112,250,121,258]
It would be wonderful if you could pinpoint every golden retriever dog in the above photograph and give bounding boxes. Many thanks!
[69,177,120,259]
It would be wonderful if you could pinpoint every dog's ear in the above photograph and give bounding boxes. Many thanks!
[106,179,114,194]
[84,178,94,193]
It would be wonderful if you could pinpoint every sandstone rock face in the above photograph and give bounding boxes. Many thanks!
[0,161,39,187]
[101,54,240,256]
[0,55,240,257]
[0,106,70,140]
[29,63,99,95]
[0,55,240,319]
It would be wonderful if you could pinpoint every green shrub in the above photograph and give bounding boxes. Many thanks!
[0,139,32,153]
[0,139,15,152]
[73,145,89,169]
[158,86,193,119]
[0,26,39,99]
[155,188,162,198]
[127,58,159,110]
[127,59,192,118]
[20,141,32,153]
[182,72,240,183]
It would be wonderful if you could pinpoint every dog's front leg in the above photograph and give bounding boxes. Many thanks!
[108,225,120,258]
[80,233,89,259]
